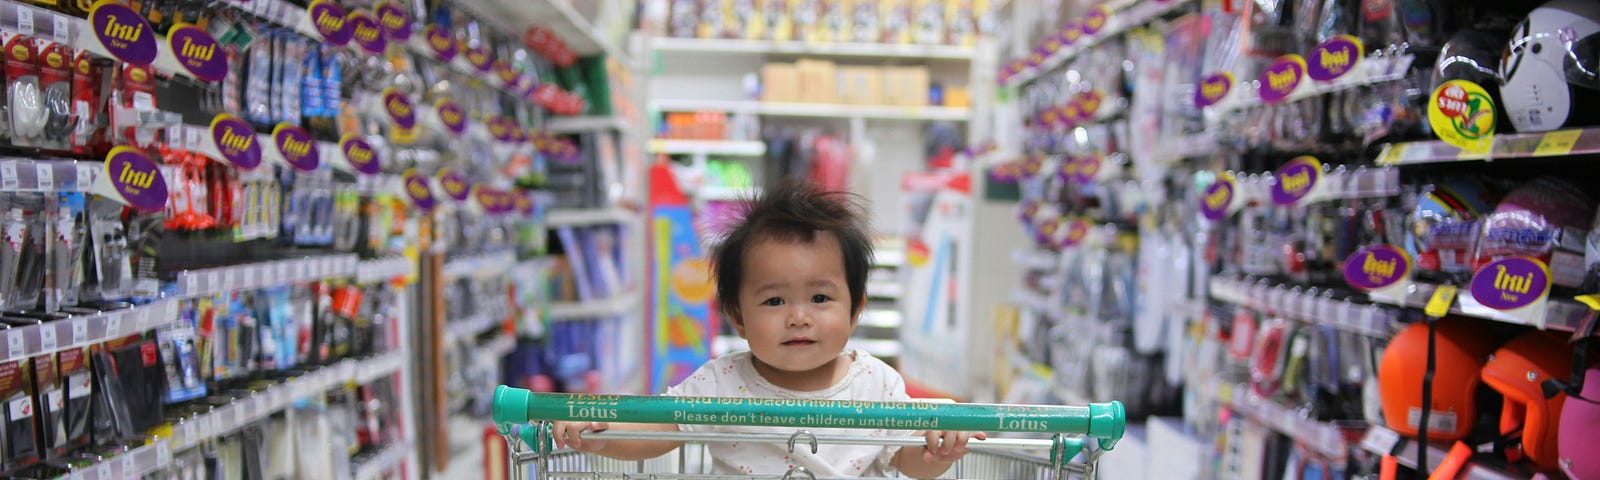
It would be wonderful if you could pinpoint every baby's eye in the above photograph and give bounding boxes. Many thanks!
[811,294,831,303]
[761,297,785,306]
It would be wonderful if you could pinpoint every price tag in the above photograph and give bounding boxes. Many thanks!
[1358,307,1378,335]
[135,307,149,331]
[1,161,18,190]
[235,403,247,425]
[1360,425,1403,455]
[52,15,68,42]
[253,395,266,415]
[71,318,87,346]
[18,8,35,35]
[1426,285,1458,318]
[76,164,93,187]
[96,462,110,480]
[181,421,196,442]
[156,440,171,463]
[36,164,52,191]
[223,268,237,291]
[105,312,121,337]
[120,453,135,476]
[7,330,25,360]
[184,273,199,296]
[38,325,55,352]
[208,270,224,293]
[1533,129,1582,157]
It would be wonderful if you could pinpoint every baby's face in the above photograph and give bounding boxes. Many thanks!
[733,234,857,388]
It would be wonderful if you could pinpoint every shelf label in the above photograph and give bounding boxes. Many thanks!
[349,11,386,55]
[209,114,261,169]
[5,330,21,360]
[105,312,121,337]
[88,0,157,66]
[375,2,411,41]
[1344,245,1410,299]
[423,24,455,61]
[402,169,436,212]
[1258,54,1307,104]
[39,325,55,352]
[52,16,68,43]
[17,8,33,35]
[35,164,52,190]
[1307,35,1363,82]
[1199,173,1236,221]
[0,162,14,190]
[1428,80,1495,154]
[1270,155,1321,205]
[1425,285,1458,318]
[1195,72,1233,108]
[97,147,169,212]
[1532,129,1582,157]
[71,318,87,346]
[436,168,470,202]
[339,134,382,175]
[166,24,227,82]
[1469,256,1550,314]
[272,124,320,172]
[307,0,352,46]
[436,99,466,135]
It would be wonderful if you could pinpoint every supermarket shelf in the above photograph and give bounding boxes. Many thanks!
[1150,134,1217,163]
[466,0,631,62]
[548,290,641,320]
[1358,426,1524,480]
[169,351,407,451]
[173,254,360,298]
[356,256,416,285]
[443,250,518,280]
[547,115,635,135]
[1210,54,1415,113]
[546,207,635,227]
[72,440,172,480]
[1376,127,1600,166]
[1011,249,1059,271]
[444,314,504,344]
[1220,382,1349,460]
[0,158,103,192]
[1208,277,1397,337]
[1229,166,1401,203]
[1368,281,1590,332]
[713,335,902,358]
[875,250,907,268]
[1007,0,1194,86]
[651,37,975,60]
[867,281,905,300]
[353,441,413,480]
[648,139,767,156]
[859,309,903,329]
[653,99,970,122]
[0,299,178,364]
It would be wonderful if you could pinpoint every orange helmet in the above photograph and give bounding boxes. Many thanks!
[1378,319,1501,441]
[1480,330,1576,470]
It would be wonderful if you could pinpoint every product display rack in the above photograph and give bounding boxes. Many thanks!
[1375,126,1600,166]
[652,99,972,122]
[1002,0,1195,87]
[651,37,976,60]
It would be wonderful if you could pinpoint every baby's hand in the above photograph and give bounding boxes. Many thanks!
[551,421,610,453]
[919,430,987,464]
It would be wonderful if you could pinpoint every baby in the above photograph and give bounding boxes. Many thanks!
[552,181,983,478]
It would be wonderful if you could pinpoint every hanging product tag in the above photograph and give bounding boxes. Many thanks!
[465,46,493,73]
[419,24,456,62]
[268,123,319,172]
[401,169,435,212]
[303,0,352,46]
[375,2,411,41]
[1199,172,1240,221]
[1258,54,1309,104]
[90,147,168,212]
[199,114,262,170]
[348,11,386,55]
[152,23,227,82]
[1195,72,1233,109]
[1344,245,1412,304]
[337,134,381,176]
[1428,80,1496,155]
[1270,156,1325,206]
[434,99,466,137]
[1081,5,1111,36]
[1308,35,1364,84]
[83,1,157,66]
[1462,256,1551,328]
[435,169,470,203]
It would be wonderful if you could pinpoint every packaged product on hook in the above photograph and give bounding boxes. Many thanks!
[29,354,64,460]
[0,359,39,470]
[36,41,72,152]
[71,51,113,158]
[47,193,84,311]
[5,33,43,149]
[56,347,89,450]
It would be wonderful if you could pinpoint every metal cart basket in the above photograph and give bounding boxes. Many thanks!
[491,386,1125,480]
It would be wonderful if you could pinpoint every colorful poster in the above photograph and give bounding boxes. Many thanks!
[650,204,715,393]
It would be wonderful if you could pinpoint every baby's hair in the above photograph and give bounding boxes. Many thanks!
[709,180,874,323]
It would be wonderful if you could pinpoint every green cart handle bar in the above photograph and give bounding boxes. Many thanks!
[492,386,1125,451]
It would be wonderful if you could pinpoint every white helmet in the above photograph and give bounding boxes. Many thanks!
[1499,0,1600,132]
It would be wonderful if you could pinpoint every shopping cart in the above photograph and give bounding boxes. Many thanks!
[490,386,1126,480]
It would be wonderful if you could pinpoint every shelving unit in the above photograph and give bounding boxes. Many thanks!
[465,0,633,62]
[354,441,415,480]
[1216,382,1350,461]
[648,139,767,157]
[442,250,519,280]
[1376,127,1600,166]
[1358,426,1525,480]
[1207,277,1399,337]
[653,99,971,122]
[651,37,975,60]
[547,115,636,135]
[1368,281,1591,332]
[1005,0,1195,87]
[547,207,635,227]
[548,289,642,320]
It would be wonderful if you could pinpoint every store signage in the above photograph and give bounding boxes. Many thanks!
[307,0,352,46]
[1469,257,1550,311]
[403,169,435,211]
[1199,173,1235,221]
[104,146,167,211]
[424,25,456,61]
[466,47,493,72]
[1061,217,1091,247]
[1270,156,1320,205]
[1308,35,1363,81]
[515,191,535,216]
[350,11,386,55]
[1063,20,1083,43]
[383,88,416,130]
[90,0,157,65]
[437,169,470,202]
[375,2,411,41]
[1195,72,1233,108]
[1344,245,1410,291]
[167,24,227,81]
[210,114,261,169]
[340,134,382,175]
[1073,153,1102,184]
[436,99,466,135]
[1077,90,1104,119]
[1034,217,1062,245]
[488,116,514,142]
[1258,54,1306,104]
[1428,80,1495,154]
[495,59,521,86]
[1082,6,1111,36]
[272,124,319,172]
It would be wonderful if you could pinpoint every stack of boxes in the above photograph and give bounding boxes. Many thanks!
[759,60,966,108]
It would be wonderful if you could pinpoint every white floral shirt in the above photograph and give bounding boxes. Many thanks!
[664,349,918,477]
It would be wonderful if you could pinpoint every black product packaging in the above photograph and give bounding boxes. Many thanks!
[104,336,167,433]
[0,359,40,471]
[29,354,64,459]
[57,347,90,449]
[89,345,135,446]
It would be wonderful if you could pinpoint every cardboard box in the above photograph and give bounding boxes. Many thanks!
[884,66,930,106]
[762,63,800,103]
[944,86,970,107]
[795,59,838,103]
[837,66,884,105]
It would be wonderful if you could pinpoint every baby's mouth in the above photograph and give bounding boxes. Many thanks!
[782,338,817,346]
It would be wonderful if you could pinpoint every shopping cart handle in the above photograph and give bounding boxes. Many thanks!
[492,386,1125,450]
